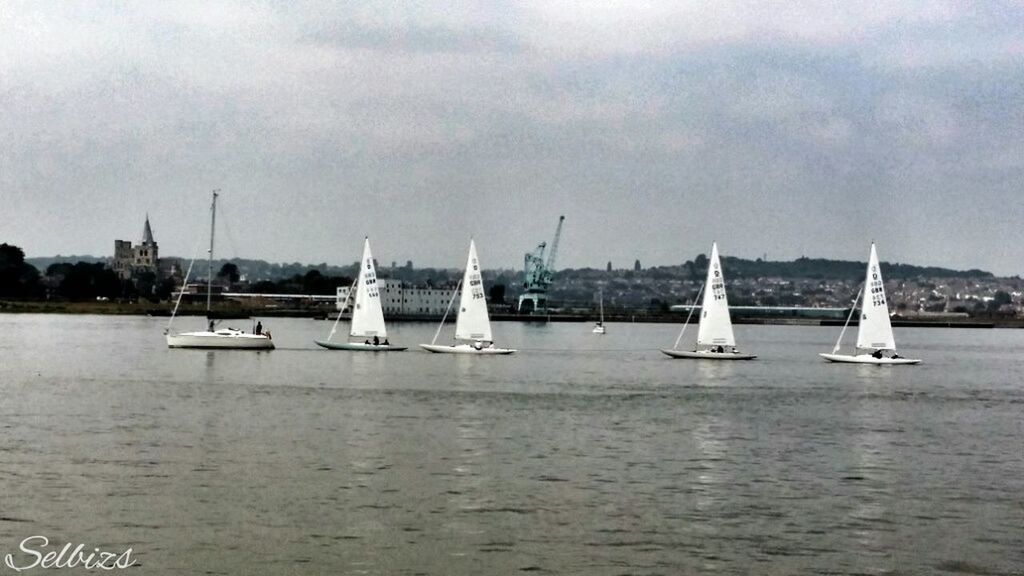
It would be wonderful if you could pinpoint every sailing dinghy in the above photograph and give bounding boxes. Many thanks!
[166,191,274,350]
[661,242,755,360]
[592,290,606,334]
[820,243,920,365]
[315,238,406,351]
[420,240,515,355]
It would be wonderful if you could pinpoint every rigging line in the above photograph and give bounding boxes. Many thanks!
[833,285,863,354]
[326,276,359,342]
[165,230,207,333]
[672,281,705,350]
[431,279,462,345]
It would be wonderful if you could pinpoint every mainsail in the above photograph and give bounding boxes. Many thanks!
[856,243,896,350]
[350,238,387,338]
[696,242,736,348]
[454,239,492,342]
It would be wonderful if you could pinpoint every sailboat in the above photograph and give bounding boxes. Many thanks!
[420,239,516,355]
[592,290,606,334]
[820,243,920,365]
[166,191,274,350]
[660,242,756,360]
[315,238,407,351]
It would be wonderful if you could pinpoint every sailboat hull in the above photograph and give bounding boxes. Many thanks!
[819,353,920,365]
[660,349,756,360]
[592,325,606,334]
[167,331,275,349]
[419,344,516,355]
[315,340,407,351]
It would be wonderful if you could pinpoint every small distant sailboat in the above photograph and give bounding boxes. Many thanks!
[420,239,516,355]
[660,242,756,360]
[592,290,606,334]
[315,238,406,351]
[820,243,920,365]
[166,191,274,350]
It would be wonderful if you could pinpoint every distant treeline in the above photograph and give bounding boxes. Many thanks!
[11,248,999,303]
[558,255,995,282]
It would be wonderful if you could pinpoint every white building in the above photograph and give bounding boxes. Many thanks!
[337,279,459,316]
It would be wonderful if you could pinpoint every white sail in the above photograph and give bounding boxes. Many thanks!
[454,239,492,342]
[350,238,387,338]
[856,243,896,350]
[696,242,736,348]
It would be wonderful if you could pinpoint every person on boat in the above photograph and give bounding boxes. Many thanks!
[731,347,738,354]
[364,339,371,345]
[383,338,390,346]
[891,352,901,359]
[373,335,380,346]
[473,340,483,350]
[715,345,725,353]
[255,321,262,335]
[872,349,883,359]
[208,319,215,331]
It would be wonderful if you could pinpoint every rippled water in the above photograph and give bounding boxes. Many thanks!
[0,314,1021,575]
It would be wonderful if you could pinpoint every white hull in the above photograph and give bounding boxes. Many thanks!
[592,325,606,334]
[660,349,757,360]
[167,330,274,349]
[315,340,407,351]
[419,343,516,355]
[819,353,920,365]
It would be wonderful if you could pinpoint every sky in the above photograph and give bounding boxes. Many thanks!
[2,1,1023,274]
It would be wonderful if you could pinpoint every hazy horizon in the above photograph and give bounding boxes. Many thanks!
[4,2,1023,274]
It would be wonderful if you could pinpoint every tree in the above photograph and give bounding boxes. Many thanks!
[489,284,506,304]
[217,263,240,284]
[47,262,121,301]
[0,243,42,298]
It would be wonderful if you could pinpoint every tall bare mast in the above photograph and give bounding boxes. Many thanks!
[207,190,218,314]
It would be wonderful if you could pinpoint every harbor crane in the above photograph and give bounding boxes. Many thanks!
[518,215,565,313]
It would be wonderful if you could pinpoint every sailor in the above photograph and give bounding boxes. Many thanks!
[473,340,483,350]
[373,335,380,346]
[872,349,883,359]
[383,338,390,346]
[255,321,263,335]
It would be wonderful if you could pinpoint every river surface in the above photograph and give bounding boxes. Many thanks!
[0,314,1021,575]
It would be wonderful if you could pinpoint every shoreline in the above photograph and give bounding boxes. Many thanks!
[1,300,1015,328]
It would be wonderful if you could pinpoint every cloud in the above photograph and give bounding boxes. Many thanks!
[1,1,1023,274]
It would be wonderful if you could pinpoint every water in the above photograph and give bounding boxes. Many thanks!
[0,314,1021,575]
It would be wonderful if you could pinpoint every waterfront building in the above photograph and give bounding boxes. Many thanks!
[337,279,459,316]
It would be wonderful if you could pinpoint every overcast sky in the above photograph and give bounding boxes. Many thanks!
[2,1,1023,274]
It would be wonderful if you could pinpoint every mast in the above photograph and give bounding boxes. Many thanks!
[207,190,218,314]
